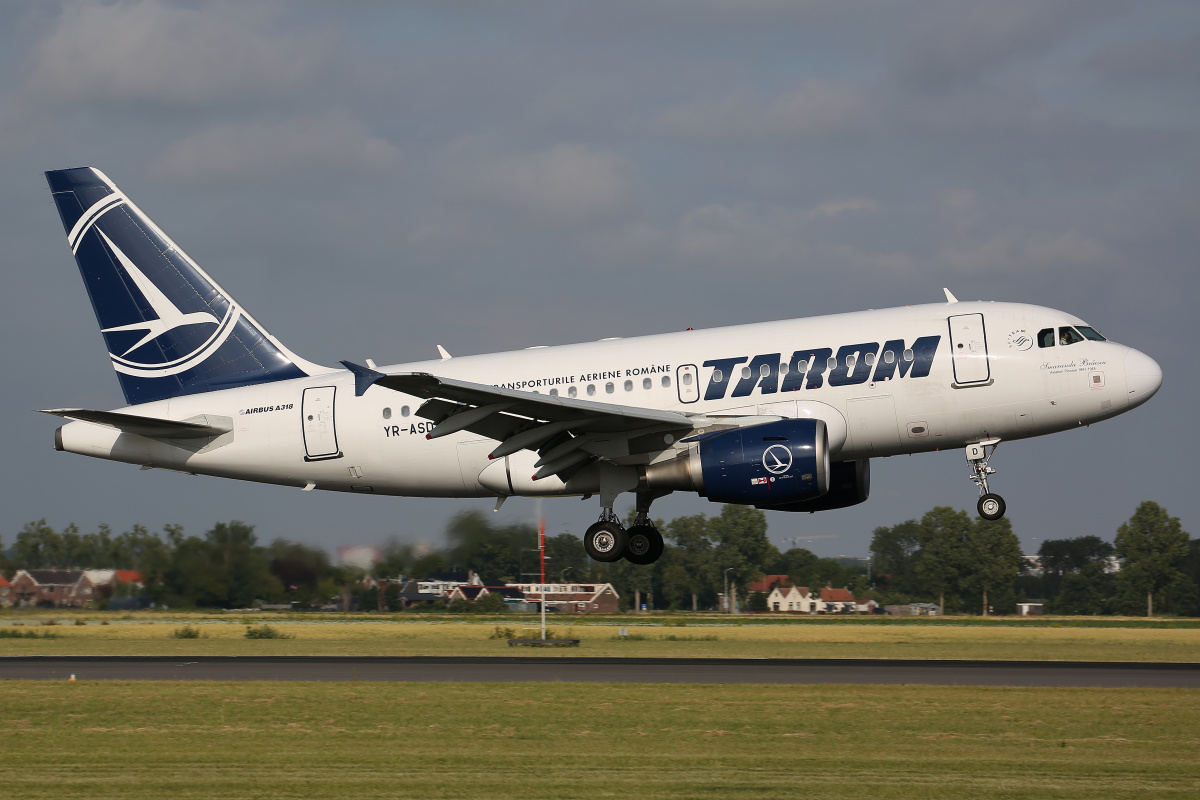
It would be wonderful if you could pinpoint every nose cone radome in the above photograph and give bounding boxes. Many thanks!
[1124,348,1162,408]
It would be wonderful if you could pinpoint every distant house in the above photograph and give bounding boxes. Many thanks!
[854,598,879,614]
[748,575,792,594]
[397,580,447,608]
[820,587,857,614]
[508,582,619,613]
[767,585,818,613]
[82,570,143,599]
[1016,602,1044,616]
[447,585,489,602]
[10,569,94,608]
[417,571,482,596]
[0,575,12,608]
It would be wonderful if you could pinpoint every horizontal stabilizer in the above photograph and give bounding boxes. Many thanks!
[39,408,232,439]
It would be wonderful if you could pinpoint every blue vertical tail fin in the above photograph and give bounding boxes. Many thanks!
[45,167,323,405]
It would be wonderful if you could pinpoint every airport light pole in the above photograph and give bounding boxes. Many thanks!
[539,517,546,641]
[724,568,734,614]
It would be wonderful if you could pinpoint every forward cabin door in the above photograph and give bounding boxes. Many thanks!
[302,386,341,460]
[947,313,991,385]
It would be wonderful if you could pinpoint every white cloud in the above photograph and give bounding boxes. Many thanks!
[654,80,869,139]
[28,0,324,103]
[150,111,399,182]
[440,144,633,226]
[583,202,914,276]
[939,229,1116,274]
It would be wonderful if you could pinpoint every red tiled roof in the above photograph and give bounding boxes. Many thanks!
[820,587,855,602]
[115,570,141,583]
[0,575,10,587]
[749,575,790,593]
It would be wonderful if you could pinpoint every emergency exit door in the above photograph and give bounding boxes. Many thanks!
[947,313,991,385]
[302,386,341,460]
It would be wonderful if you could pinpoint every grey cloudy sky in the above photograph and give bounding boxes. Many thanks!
[2,0,1196,558]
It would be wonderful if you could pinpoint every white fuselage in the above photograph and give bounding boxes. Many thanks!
[54,301,1159,502]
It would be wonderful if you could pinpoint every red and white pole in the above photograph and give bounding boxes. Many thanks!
[538,516,546,640]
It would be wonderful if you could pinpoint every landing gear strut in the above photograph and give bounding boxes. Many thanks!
[625,491,666,565]
[966,439,1006,521]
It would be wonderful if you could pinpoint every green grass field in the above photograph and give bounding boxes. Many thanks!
[1,681,1197,799]
[3,615,1200,661]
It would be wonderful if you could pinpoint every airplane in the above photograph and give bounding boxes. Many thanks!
[40,167,1163,566]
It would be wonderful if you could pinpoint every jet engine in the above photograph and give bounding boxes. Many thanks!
[641,418,830,505]
[758,458,870,513]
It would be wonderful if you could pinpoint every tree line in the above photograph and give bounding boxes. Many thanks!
[871,501,1198,616]
[3,500,1195,615]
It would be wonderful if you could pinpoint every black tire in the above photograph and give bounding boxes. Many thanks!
[584,521,628,562]
[978,493,1006,521]
[624,525,665,565]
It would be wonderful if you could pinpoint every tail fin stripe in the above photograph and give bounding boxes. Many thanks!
[68,192,126,253]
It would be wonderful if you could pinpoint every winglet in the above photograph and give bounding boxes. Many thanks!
[340,360,386,397]
[437,345,452,360]
[943,288,959,304]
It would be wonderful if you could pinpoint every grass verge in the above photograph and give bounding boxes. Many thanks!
[1,681,1197,799]
[2,619,1200,661]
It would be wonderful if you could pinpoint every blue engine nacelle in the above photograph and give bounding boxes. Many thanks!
[756,458,870,513]
[641,419,830,506]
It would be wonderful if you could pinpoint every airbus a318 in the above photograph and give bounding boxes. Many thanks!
[41,168,1162,565]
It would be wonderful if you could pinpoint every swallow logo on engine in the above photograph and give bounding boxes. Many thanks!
[762,444,793,475]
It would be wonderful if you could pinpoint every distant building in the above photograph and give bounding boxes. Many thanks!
[0,575,12,608]
[820,586,857,614]
[765,584,862,614]
[748,575,791,594]
[10,569,94,608]
[884,603,940,616]
[1016,603,1044,616]
[82,570,143,599]
[767,585,818,613]
[508,582,619,613]
[418,571,482,596]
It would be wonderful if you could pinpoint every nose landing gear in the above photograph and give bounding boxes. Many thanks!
[966,439,1006,521]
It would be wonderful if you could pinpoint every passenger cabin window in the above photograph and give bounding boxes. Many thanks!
[1077,325,1106,341]
[1037,328,1055,348]
[1059,327,1085,346]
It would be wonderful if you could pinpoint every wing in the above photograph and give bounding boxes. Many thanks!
[40,408,233,440]
[342,362,696,481]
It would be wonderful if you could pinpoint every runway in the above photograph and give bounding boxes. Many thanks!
[2,656,1198,687]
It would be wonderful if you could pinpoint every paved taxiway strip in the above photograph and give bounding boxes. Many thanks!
[2,657,1198,687]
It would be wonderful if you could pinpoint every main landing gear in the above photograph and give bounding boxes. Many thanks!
[583,492,666,565]
[966,438,1006,521]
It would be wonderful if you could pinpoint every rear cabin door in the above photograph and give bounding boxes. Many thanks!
[302,386,341,460]
[947,313,991,385]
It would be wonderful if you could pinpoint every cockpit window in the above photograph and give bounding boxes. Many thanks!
[1076,325,1106,342]
[1037,328,1055,348]
[1059,327,1085,346]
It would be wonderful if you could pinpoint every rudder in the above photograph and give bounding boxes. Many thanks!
[46,167,320,405]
